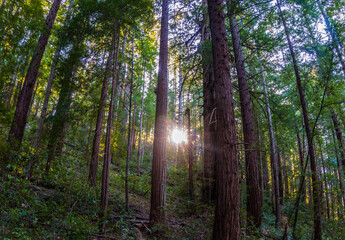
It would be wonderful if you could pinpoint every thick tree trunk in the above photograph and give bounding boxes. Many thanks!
[149,0,168,225]
[8,0,62,150]
[277,1,322,238]
[207,0,240,238]
[228,6,261,229]
[89,37,115,187]
[201,0,216,204]
[258,52,281,225]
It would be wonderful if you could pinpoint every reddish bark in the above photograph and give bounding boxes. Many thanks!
[207,0,240,238]
[228,5,262,228]
[89,37,115,187]
[8,0,62,150]
[149,0,168,225]
[201,0,216,204]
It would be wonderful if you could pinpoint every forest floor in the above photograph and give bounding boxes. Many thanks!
[108,180,213,240]
[2,148,345,239]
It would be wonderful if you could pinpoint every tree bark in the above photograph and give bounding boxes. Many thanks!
[137,78,145,175]
[207,0,240,238]
[228,5,262,228]
[100,30,120,216]
[277,1,322,238]
[8,0,62,150]
[34,1,74,149]
[45,50,79,174]
[258,52,281,225]
[201,0,216,204]
[149,0,168,225]
[34,45,61,149]
[319,142,330,219]
[331,128,345,207]
[89,36,115,187]
[186,108,195,201]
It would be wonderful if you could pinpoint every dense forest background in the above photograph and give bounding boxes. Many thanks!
[1,0,345,239]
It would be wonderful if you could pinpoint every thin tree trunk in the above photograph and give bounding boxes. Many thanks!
[228,3,261,229]
[89,35,115,187]
[296,126,306,203]
[316,0,345,81]
[34,1,73,149]
[8,0,62,150]
[100,30,120,217]
[331,128,345,207]
[34,46,61,148]
[45,58,77,174]
[282,154,289,197]
[186,108,195,201]
[125,40,135,212]
[137,78,145,175]
[278,151,284,204]
[258,52,281,225]
[319,142,330,219]
[208,0,240,238]
[277,1,322,238]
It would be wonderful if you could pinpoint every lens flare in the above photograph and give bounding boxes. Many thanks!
[170,128,187,144]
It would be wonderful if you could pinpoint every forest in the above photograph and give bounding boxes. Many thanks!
[1,0,345,239]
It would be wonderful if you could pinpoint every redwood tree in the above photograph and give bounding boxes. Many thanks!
[228,1,262,228]
[277,1,322,238]
[207,0,240,238]
[149,0,169,225]
[8,0,62,150]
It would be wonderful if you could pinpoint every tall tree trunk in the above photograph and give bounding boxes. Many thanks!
[125,40,135,212]
[149,0,168,225]
[208,0,240,238]
[100,31,120,217]
[296,126,306,203]
[277,1,322,238]
[228,4,261,229]
[137,75,145,175]
[331,128,345,207]
[45,53,78,174]
[278,151,284,204]
[282,154,289,197]
[89,36,115,187]
[201,0,216,204]
[186,108,195,201]
[258,52,281,225]
[34,45,61,149]
[319,142,330,219]
[8,0,62,150]
[331,110,345,170]
[34,1,74,149]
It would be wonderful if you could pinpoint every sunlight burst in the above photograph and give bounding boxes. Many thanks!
[170,128,187,144]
